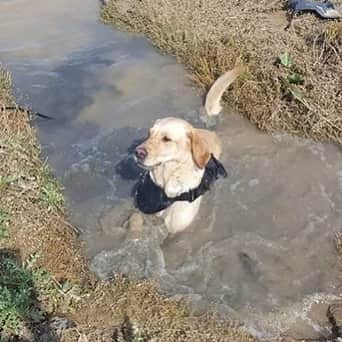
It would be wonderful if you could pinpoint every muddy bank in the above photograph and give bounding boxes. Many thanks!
[102,0,342,143]
[0,65,257,341]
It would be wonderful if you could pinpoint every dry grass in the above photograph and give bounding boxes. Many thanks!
[102,0,342,143]
[0,65,257,341]
[68,277,256,342]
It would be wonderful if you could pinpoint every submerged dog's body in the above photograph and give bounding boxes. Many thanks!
[134,66,240,233]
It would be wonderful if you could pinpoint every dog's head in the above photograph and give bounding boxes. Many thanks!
[135,117,221,169]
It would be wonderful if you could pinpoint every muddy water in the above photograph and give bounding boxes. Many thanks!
[1,0,342,338]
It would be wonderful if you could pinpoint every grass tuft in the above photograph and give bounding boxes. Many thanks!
[40,167,64,212]
[0,256,44,337]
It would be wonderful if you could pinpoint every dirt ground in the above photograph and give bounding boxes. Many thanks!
[0,65,257,341]
[102,0,342,144]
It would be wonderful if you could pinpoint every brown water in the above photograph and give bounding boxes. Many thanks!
[1,0,342,338]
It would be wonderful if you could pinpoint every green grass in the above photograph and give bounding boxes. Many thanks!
[0,252,72,339]
[0,228,9,239]
[0,176,13,188]
[40,167,64,212]
[278,52,310,110]
[132,331,148,342]
[0,135,64,214]
[0,256,43,337]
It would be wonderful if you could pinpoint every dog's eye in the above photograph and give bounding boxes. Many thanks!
[162,136,171,142]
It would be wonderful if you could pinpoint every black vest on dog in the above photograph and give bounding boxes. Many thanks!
[134,155,227,214]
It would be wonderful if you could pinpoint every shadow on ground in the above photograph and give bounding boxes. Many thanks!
[0,248,60,342]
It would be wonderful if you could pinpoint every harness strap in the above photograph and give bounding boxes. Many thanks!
[134,155,227,214]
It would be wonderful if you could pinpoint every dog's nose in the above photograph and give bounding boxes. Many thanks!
[135,146,147,160]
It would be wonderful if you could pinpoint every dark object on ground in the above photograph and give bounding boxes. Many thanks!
[49,316,76,333]
[288,0,341,19]
[327,303,342,339]
[1,105,55,120]
[134,155,227,214]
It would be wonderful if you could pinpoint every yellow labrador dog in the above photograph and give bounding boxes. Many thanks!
[134,67,240,233]
[135,117,222,233]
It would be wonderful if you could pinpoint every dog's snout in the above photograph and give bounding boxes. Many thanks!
[135,146,147,160]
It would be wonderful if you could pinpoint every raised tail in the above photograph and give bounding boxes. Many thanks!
[205,66,241,116]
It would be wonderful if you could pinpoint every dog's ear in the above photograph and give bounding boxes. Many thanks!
[188,129,212,169]
[189,129,222,169]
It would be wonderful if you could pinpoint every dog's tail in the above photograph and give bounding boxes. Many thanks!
[204,66,242,116]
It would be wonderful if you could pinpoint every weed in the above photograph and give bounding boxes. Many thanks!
[0,257,43,337]
[132,330,147,342]
[0,227,9,239]
[26,253,89,309]
[0,176,13,188]
[279,52,293,68]
[287,73,304,85]
[278,52,310,109]
[40,167,64,212]
[0,252,75,338]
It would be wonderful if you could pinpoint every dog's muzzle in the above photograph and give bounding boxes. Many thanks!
[135,146,147,161]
